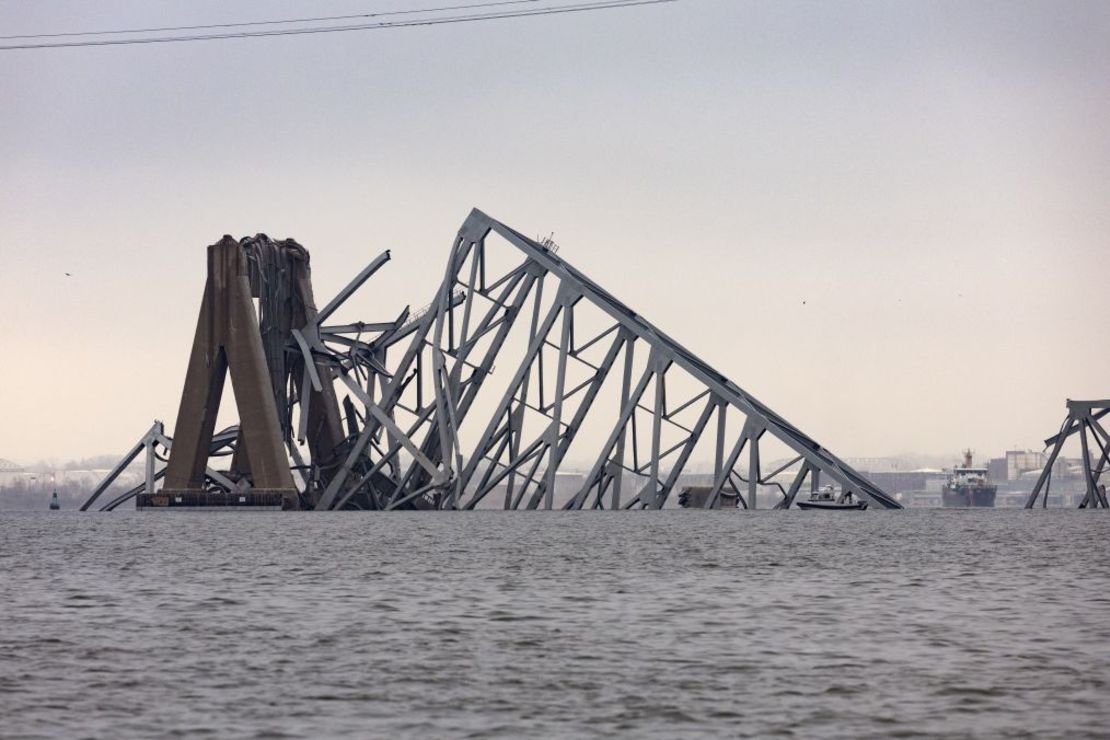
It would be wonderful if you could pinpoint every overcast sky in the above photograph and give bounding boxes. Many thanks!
[1,0,1107,465]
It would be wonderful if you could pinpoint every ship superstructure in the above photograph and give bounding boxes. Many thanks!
[942,449,997,508]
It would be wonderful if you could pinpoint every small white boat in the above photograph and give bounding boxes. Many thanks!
[796,485,868,511]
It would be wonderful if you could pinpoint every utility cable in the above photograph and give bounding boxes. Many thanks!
[0,0,541,40]
[0,0,676,51]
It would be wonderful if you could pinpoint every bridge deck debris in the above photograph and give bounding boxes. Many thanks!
[82,209,901,511]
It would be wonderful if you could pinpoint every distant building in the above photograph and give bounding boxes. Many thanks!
[867,470,947,496]
[988,450,1070,482]
[1005,450,1048,480]
[988,457,1008,482]
[842,457,900,474]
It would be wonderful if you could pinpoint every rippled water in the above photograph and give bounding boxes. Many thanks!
[2,510,1108,738]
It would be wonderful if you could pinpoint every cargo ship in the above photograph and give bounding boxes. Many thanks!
[942,450,996,508]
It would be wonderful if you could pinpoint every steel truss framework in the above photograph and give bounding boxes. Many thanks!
[1025,399,1110,509]
[79,422,240,511]
[83,208,901,511]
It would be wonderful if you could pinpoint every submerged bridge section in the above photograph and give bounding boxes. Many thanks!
[82,209,900,511]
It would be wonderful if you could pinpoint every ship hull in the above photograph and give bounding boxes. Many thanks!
[941,486,996,508]
[797,500,868,511]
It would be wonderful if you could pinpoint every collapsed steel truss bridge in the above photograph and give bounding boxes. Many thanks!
[1026,399,1110,509]
[82,209,901,511]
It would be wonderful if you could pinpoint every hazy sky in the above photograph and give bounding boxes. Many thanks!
[1,0,1107,465]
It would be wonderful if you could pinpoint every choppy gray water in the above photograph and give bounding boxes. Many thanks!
[2,510,1109,739]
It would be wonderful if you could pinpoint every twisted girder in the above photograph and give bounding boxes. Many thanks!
[308,209,899,510]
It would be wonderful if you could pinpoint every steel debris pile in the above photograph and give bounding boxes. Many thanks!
[82,209,901,511]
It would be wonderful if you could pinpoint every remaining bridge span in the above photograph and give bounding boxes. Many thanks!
[1025,399,1110,509]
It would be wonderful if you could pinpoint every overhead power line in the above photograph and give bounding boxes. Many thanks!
[0,0,676,51]
[0,0,540,40]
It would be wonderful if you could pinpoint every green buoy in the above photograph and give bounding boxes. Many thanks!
[49,490,60,510]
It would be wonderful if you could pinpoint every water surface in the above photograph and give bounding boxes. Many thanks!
[2,510,1108,738]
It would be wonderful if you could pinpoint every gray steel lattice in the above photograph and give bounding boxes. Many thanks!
[1025,399,1110,508]
[82,208,902,511]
